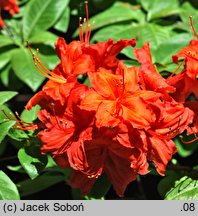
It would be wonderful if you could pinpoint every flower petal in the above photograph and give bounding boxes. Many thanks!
[134,42,175,93]
[147,136,177,176]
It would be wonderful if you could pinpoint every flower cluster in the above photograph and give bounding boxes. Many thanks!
[15,4,197,196]
[166,17,198,142]
[0,0,19,28]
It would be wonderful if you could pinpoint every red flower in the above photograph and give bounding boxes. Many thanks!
[183,100,198,140]
[26,38,136,109]
[83,38,136,73]
[55,38,95,77]
[17,2,196,198]
[81,62,160,129]
[26,37,95,108]
[37,84,94,155]
[38,109,75,154]
[165,18,198,140]
[146,99,194,174]
[172,40,198,80]
[54,123,148,197]
[147,137,177,175]
[167,72,198,102]
[134,42,175,94]
[0,0,19,28]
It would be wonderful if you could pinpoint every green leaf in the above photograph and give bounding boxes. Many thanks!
[93,23,173,60]
[46,155,57,168]
[165,176,198,200]
[139,0,180,21]
[0,91,18,106]
[0,139,7,156]
[54,7,70,33]
[8,128,29,141]
[84,77,91,87]
[92,24,140,42]
[179,2,198,32]
[158,171,182,198]
[0,170,20,200]
[138,24,173,50]
[28,31,58,45]
[89,2,145,31]
[0,35,15,48]
[154,33,191,65]
[87,174,111,199]
[137,0,150,11]
[0,121,15,144]
[1,19,23,47]
[11,48,45,91]
[0,50,14,70]
[18,147,48,179]
[22,0,70,40]
[0,64,11,87]
[20,105,40,123]
[158,63,177,73]
[7,165,25,173]
[0,106,13,121]
[17,172,67,197]
[41,53,59,70]
[124,60,140,68]
[174,136,198,158]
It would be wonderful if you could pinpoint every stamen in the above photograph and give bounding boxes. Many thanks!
[78,17,84,42]
[85,1,89,21]
[78,1,93,45]
[87,22,94,43]
[1,107,38,130]
[26,41,66,84]
[121,67,126,95]
[88,172,101,179]
[189,16,198,40]
[179,134,198,144]
[85,1,89,43]
[170,59,185,78]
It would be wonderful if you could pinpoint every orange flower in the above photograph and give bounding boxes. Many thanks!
[134,42,175,94]
[171,17,198,80]
[81,62,159,129]
[54,123,149,197]
[172,40,198,80]
[165,17,198,141]
[184,101,198,138]
[15,1,196,198]
[0,0,19,28]
[167,72,198,102]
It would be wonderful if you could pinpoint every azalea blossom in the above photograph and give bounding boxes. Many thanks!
[0,0,19,28]
[31,56,193,196]
[166,17,198,142]
[8,2,196,197]
[80,62,160,129]
[26,9,135,109]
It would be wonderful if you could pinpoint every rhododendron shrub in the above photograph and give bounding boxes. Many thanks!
[1,0,198,200]
[8,4,195,197]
